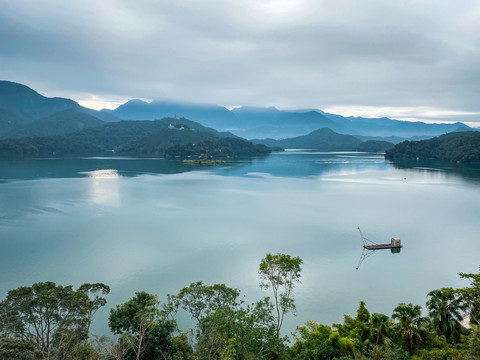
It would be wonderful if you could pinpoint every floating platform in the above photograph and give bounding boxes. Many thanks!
[364,238,402,252]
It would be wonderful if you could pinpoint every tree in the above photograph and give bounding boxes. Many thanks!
[108,291,159,360]
[0,337,42,360]
[169,281,239,324]
[392,303,427,355]
[290,321,339,360]
[369,313,392,345]
[457,268,480,326]
[426,288,463,343]
[259,253,303,336]
[78,283,111,333]
[0,281,107,358]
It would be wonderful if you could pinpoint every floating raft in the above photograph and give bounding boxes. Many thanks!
[364,238,402,253]
[356,228,403,269]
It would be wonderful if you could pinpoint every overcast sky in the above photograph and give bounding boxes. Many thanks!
[1,0,479,124]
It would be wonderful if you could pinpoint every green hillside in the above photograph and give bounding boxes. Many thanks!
[0,117,269,159]
[1,109,105,139]
[385,131,480,163]
[254,128,362,151]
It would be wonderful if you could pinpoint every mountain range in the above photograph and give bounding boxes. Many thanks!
[103,99,474,139]
[0,80,477,152]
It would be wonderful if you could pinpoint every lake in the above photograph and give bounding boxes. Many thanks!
[1,151,480,338]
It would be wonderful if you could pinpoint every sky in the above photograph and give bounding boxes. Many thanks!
[1,0,479,125]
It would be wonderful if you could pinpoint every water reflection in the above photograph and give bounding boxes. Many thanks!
[390,159,480,184]
[0,152,480,338]
[84,169,121,206]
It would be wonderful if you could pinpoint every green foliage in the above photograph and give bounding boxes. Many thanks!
[370,313,394,345]
[456,268,480,326]
[357,140,395,152]
[357,300,371,323]
[385,131,480,164]
[463,328,480,360]
[0,337,43,360]
[412,347,461,360]
[290,321,339,359]
[392,303,428,355]
[426,288,463,343]
[164,137,271,160]
[0,281,108,358]
[0,116,273,160]
[169,281,240,323]
[169,282,281,359]
[108,292,159,360]
[259,253,303,336]
[109,291,159,336]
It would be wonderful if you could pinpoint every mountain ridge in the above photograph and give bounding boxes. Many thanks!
[0,81,476,142]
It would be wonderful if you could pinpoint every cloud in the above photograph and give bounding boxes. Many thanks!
[0,0,479,123]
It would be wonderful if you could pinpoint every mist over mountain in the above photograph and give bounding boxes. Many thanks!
[0,81,475,144]
[102,99,237,129]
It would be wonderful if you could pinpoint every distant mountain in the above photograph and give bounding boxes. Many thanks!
[0,117,263,159]
[103,99,237,129]
[231,108,354,139]
[0,109,105,139]
[115,126,225,156]
[385,131,480,163]
[356,140,394,152]
[1,81,475,142]
[0,105,33,133]
[230,106,473,139]
[323,112,472,137]
[354,135,430,144]
[252,128,362,151]
[0,81,118,134]
[0,80,78,120]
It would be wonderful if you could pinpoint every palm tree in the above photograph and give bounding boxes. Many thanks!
[392,303,427,355]
[426,288,463,343]
[370,313,391,345]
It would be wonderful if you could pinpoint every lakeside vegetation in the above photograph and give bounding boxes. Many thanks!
[1,255,479,360]
[0,118,272,160]
[385,132,480,164]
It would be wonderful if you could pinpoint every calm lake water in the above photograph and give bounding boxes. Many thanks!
[1,151,480,337]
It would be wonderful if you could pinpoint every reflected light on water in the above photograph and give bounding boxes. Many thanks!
[86,169,120,179]
[86,169,121,206]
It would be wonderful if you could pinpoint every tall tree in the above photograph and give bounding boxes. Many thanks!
[457,269,480,326]
[108,291,159,360]
[369,313,392,345]
[0,281,107,358]
[426,288,463,343]
[259,253,303,336]
[169,281,239,323]
[78,283,110,333]
[392,303,427,355]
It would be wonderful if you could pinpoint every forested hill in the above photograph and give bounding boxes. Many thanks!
[385,131,480,164]
[253,128,362,151]
[0,117,271,159]
[0,109,105,139]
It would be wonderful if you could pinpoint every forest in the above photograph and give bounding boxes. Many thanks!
[385,132,480,164]
[0,254,479,360]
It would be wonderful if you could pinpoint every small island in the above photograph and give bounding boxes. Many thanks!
[183,157,227,165]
